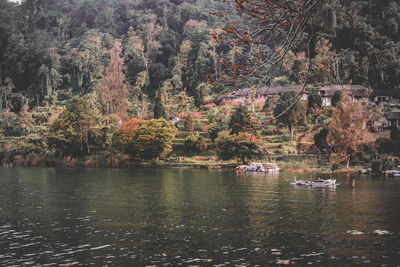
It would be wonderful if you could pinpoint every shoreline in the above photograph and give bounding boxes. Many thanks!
[2,159,364,174]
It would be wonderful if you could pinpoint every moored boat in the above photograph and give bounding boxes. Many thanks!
[236,162,280,173]
[383,170,400,177]
[291,178,337,187]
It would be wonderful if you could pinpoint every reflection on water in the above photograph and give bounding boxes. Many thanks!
[1,168,400,266]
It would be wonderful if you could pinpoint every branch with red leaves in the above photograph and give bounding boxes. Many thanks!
[211,0,321,88]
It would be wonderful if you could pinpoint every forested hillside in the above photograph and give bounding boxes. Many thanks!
[0,0,399,166]
[0,0,399,112]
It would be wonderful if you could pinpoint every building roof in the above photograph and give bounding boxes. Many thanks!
[373,89,396,97]
[226,86,307,98]
[319,85,370,97]
[387,109,400,120]
[304,147,322,155]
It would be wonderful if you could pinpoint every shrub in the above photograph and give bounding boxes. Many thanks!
[111,118,144,155]
[207,122,220,143]
[215,131,263,162]
[371,160,381,174]
[184,132,208,154]
[184,114,194,132]
[132,119,178,159]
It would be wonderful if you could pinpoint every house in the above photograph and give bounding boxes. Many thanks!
[387,109,400,128]
[370,89,396,103]
[319,85,370,106]
[223,86,309,104]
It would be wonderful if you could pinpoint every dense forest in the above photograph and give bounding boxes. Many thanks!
[0,0,399,167]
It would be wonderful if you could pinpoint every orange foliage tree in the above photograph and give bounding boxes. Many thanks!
[111,118,144,156]
[97,41,128,125]
[327,94,371,168]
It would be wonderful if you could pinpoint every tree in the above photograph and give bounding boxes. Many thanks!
[314,128,330,154]
[312,37,338,84]
[331,90,342,107]
[111,118,144,156]
[130,71,149,119]
[97,41,128,125]
[273,91,306,143]
[19,105,34,135]
[131,119,177,160]
[215,131,263,163]
[307,88,322,124]
[229,105,251,135]
[327,94,371,168]
[125,23,162,84]
[213,0,321,87]
[169,91,194,115]
[171,40,191,91]
[184,132,207,154]
[184,114,194,132]
[47,97,95,156]
[194,82,208,107]
[154,89,166,119]
[207,122,220,143]
[0,78,14,111]
[0,109,23,137]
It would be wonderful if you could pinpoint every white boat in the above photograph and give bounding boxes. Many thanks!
[358,168,371,174]
[291,178,337,187]
[236,162,280,172]
[383,170,400,177]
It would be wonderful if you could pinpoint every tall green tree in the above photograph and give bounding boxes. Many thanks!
[273,91,306,143]
[47,97,95,156]
[229,105,251,135]
[154,89,166,119]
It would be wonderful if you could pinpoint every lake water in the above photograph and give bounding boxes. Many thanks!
[1,168,400,266]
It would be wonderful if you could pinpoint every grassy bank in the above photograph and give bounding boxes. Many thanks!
[6,152,368,174]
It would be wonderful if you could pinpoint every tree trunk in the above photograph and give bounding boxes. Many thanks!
[346,156,350,169]
[87,137,90,154]
[289,126,294,143]
[106,103,110,125]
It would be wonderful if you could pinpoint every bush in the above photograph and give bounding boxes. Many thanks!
[215,131,263,162]
[184,132,207,154]
[132,118,178,159]
[184,114,194,132]
[371,160,381,174]
[207,122,220,143]
[111,118,144,155]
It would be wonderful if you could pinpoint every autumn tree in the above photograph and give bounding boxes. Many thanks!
[97,41,128,125]
[273,91,306,143]
[327,94,371,168]
[111,118,144,157]
[312,37,338,84]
